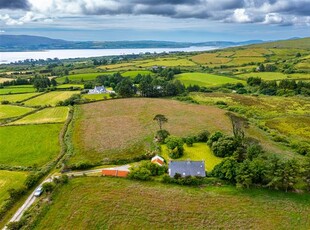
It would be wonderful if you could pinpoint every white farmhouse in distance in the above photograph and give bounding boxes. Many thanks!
[88,86,107,94]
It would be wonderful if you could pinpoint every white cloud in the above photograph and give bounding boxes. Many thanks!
[231,9,251,23]
[264,13,283,24]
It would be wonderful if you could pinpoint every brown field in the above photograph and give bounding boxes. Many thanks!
[70,98,232,164]
[191,53,231,64]
[34,177,310,230]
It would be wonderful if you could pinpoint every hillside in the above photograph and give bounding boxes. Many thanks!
[0,35,263,51]
[248,37,310,50]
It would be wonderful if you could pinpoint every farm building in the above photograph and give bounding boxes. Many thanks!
[102,168,129,177]
[88,86,106,94]
[168,161,206,178]
[151,155,165,166]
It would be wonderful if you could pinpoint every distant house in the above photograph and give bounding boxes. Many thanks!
[88,86,106,94]
[102,168,129,178]
[168,161,206,178]
[151,155,165,166]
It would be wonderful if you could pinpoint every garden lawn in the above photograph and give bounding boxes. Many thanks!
[34,177,310,230]
[0,93,40,103]
[24,91,80,106]
[70,98,232,165]
[0,105,34,120]
[0,170,28,208]
[175,72,244,87]
[161,143,223,172]
[11,107,69,125]
[0,124,63,167]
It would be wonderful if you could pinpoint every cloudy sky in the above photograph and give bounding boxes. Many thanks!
[0,0,309,42]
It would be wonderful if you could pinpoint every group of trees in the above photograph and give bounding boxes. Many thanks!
[247,77,310,96]
[32,76,57,91]
[0,78,30,88]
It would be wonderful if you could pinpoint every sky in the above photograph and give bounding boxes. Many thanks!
[0,0,309,42]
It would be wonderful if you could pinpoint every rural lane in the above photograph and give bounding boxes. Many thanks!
[3,165,130,229]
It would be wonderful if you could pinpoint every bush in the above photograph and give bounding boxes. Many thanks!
[71,161,94,170]
[165,136,184,159]
[211,136,239,158]
[24,173,41,189]
[42,182,55,193]
[207,131,224,146]
[128,167,152,181]
[155,129,170,143]
[185,136,195,147]
[196,130,210,142]
[161,174,204,186]
[1,100,9,104]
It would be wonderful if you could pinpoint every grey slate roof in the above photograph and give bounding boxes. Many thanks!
[168,161,206,177]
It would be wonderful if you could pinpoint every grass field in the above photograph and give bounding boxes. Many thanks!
[57,72,113,83]
[11,107,69,125]
[0,170,28,208]
[238,72,310,81]
[175,72,245,87]
[70,98,232,165]
[139,58,197,67]
[82,93,111,101]
[0,93,40,103]
[0,105,34,120]
[24,91,80,106]
[161,143,223,172]
[0,124,63,167]
[191,53,232,64]
[122,70,153,78]
[34,177,310,230]
[0,86,36,95]
[56,84,84,89]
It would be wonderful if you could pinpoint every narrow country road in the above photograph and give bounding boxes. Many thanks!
[3,165,130,229]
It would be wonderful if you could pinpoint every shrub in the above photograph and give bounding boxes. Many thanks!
[185,136,195,147]
[212,136,239,157]
[42,182,55,193]
[155,129,170,143]
[196,130,210,142]
[128,167,152,181]
[165,136,184,159]
[1,100,9,104]
[207,131,224,146]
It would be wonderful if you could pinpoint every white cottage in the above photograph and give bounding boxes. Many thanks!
[88,86,106,94]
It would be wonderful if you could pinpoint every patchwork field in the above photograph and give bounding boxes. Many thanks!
[0,105,34,120]
[70,98,232,164]
[34,177,310,230]
[161,143,223,172]
[139,58,196,67]
[122,70,153,78]
[0,86,36,95]
[0,92,40,103]
[57,72,114,82]
[0,170,28,208]
[56,84,84,89]
[0,124,63,167]
[238,72,310,81]
[24,91,80,106]
[11,107,69,125]
[175,72,244,87]
[82,93,111,101]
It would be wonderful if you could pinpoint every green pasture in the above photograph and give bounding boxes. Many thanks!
[0,93,40,103]
[24,91,80,106]
[0,124,63,167]
[238,72,310,81]
[0,86,36,95]
[11,107,69,125]
[122,70,153,78]
[0,170,29,208]
[56,84,84,89]
[0,105,34,120]
[175,72,244,87]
